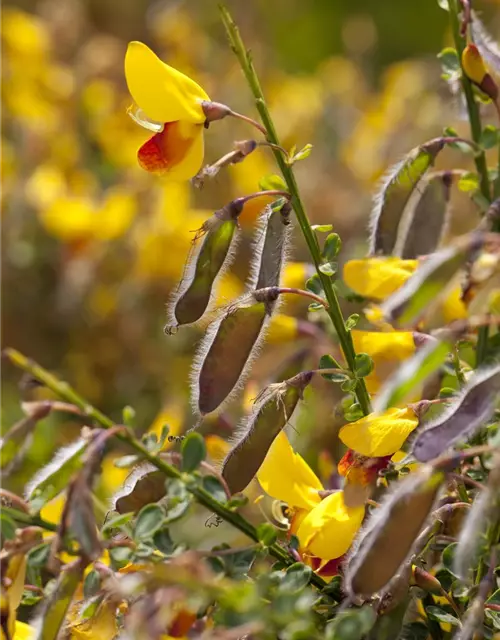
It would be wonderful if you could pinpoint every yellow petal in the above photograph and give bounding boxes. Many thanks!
[13,621,35,640]
[125,41,208,124]
[352,330,416,393]
[462,44,488,85]
[266,315,299,344]
[441,285,467,323]
[296,491,364,560]
[137,122,204,180]
[343,257,417,301]
[339,407,419,457]
[257,432,323,511]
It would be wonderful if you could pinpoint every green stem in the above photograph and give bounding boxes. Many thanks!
[220,5,372,416]
[449,0,491,365]
[3,348,327,591]
[2,505,58,532]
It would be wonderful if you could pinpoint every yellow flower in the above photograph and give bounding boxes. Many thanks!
[339,406,419,458]
[257,432,364,561]
[12,621,35,640]
[351,330,416,393]
[343,256,467,325]
[462,44,488,86]
[343,257,418,300]
[124,41,209,179]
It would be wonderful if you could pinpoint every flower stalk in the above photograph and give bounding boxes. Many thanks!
[2,348,328,590]
[220,5,372,415]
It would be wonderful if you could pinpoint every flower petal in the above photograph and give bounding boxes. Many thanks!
[352,330,416,393]
[343,257,417,301]
[257,431,323,511]
[137,121,204,180]
[297,491,364,560]
[125,41,208,124]
[339,407,419,457]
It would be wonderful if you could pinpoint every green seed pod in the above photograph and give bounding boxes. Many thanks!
[167,200,243,330]
[193,292,278,416]
[412,363,500,462]
[369,138,446,256]
[249,201,292,290]
[397,171,453,259]
[221,371,313,494]
[345,466,444,597]
[380,232,483,329]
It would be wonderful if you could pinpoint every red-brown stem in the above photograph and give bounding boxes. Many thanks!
[228,109,267,135]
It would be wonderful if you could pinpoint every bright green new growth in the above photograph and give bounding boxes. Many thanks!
[369,138,446,256]
[221,371,313,494]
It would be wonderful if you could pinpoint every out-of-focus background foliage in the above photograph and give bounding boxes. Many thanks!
[2,0,500,495]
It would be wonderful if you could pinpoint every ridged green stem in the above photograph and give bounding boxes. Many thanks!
[449,0,492,365]
[220,6,372,416]
[3,348,327,591]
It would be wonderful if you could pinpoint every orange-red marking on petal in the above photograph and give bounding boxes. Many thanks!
[338,449,391,485]
[137,122,194,174]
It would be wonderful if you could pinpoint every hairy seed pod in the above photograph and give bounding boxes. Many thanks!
[113,464,166,514]
[248,201,292,290]
[412,363,500,462]
[471,11,500,75]
[221,371,313,494]
[167,200,243,329]
[345,467,444,597]
[193,292,279,416]
[397,171,453,260]
[380,232,483,328]
[369,138,446,256]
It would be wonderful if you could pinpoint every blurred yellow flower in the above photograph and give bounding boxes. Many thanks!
[257,432,364,561]
[344,257,418,300]
[462,44,488,86]
[125,41,208,179]
[351,330,416,393]
[339,406,419,458]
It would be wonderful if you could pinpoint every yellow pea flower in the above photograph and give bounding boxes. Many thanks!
[12,622,35,640]
[257,432,364,562]
[124,41,209,179]
[339,406,419,458]
[343,256,467,325]
[351,330,416,393]
[344,257,418,300]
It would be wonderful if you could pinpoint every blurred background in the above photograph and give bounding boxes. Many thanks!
[2,0,500,495]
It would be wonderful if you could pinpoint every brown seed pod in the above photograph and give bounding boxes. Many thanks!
[221,371,313,494]
[345,466,444,597]
[166,200,243,330]
[193,292,279,416]
[113,464,166,514]
[397,171,454,260]
[412,363,500,462]
[369,138,447,256]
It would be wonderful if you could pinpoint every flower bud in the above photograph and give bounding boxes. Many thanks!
[462,44,499,101]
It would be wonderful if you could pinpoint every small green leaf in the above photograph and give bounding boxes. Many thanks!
[322,233,342,261]
[259,174,287,192]
[201,475,227,503]
[227,494,249,510]
[83,570,101,599]
[341,379,358,393]
[326,605,377,640]
[425,606,460,626]
[305,274,323,295]
[308,302,325,312]
[319,354,349,382]
[102,512,134,535]
[311,224,333,233]
[319,262,337,276]
[134,504,165,541]
[344,402,364,421]
[109,546,133,570]
[113,455,141,469]
[354,353,374,378]
[122,405,136,426]
[279,562,312,593]
[442,542,459,576]
[256,523,278,546]
[345,314,360,330]
[27,543,51,568]
[152,527,176,555]
[437,0,449,9]
[181,432,206,472]
[438,48,458,77]
[0,513,16,540]
[480,125,499,149]
[289,143,313,164]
